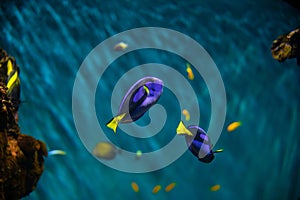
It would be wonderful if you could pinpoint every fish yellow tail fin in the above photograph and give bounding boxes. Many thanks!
[176,121,193,136]
[106,113,126,133]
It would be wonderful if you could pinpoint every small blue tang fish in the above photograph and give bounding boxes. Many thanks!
[176,121,223,163]
[106,77,163,133]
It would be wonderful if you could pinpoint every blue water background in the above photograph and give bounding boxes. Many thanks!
[1,0,300,199]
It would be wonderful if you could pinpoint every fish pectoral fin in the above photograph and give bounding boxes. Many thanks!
[106,113,126,133]
[143,85,150,95]
[176,121,193,136]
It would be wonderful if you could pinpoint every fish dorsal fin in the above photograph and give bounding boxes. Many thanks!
[176,121,193,136]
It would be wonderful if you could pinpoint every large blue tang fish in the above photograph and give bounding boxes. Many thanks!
[176,121,223,163]
[106,77,163,133]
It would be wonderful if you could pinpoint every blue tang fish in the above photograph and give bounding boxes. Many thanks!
[106,77,163,133]
[176,121,223,163]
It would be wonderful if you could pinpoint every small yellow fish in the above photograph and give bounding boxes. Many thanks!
[136,150,142,159]
[93,142,118,160]
[165,182,176,192]
[114,42,128,51]
[152,185,161,194]
[131,182,139,192]
[227,121,242,132]
[48,150,67,156]
[182,109,190,121]
[186,63,194,80]
[210,184,221,192]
